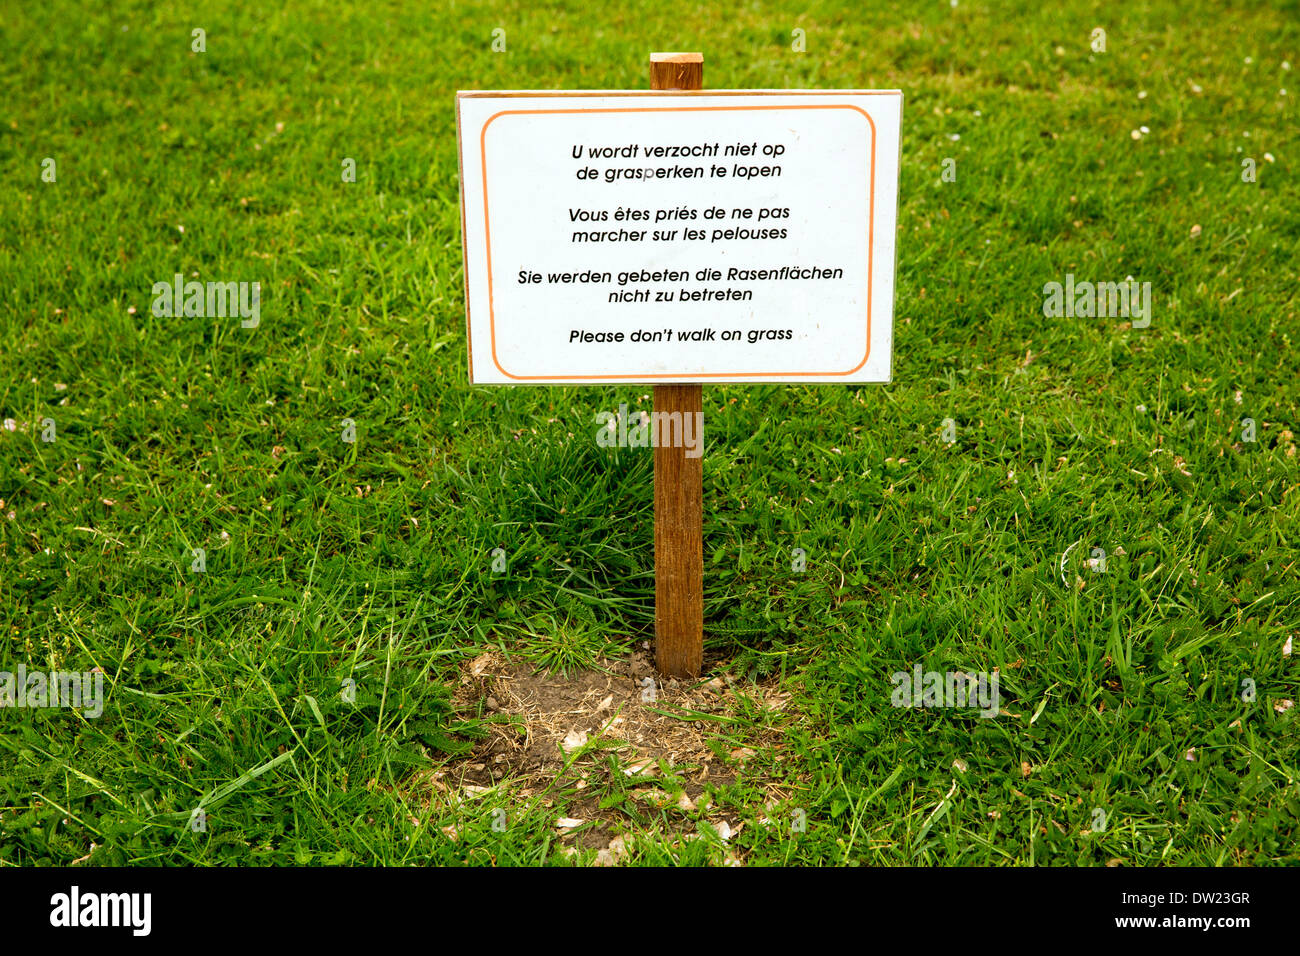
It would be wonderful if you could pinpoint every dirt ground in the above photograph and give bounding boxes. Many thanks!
[414,646,800,863]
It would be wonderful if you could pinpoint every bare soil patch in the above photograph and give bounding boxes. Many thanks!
[415,647,799,863]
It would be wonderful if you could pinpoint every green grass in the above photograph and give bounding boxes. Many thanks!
[1,0,1297,866]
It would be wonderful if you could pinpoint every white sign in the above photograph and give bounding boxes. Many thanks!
[457,91,902,385]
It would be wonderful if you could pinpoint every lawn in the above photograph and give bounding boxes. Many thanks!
[1,0,1297,866]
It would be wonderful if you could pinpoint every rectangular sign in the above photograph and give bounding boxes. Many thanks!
[456,91,902,384]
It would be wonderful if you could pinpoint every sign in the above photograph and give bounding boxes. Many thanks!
[457,91,902,385]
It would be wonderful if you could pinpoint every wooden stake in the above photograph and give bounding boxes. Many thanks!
[649,50,703,95]
[651,52,704,678]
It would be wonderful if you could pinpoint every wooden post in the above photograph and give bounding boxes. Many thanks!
[651,52,704,678]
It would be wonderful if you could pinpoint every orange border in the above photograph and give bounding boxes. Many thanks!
[467,99,883,382]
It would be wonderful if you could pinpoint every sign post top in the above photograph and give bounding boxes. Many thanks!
[649,51,703,91]
[649,52,703,62]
